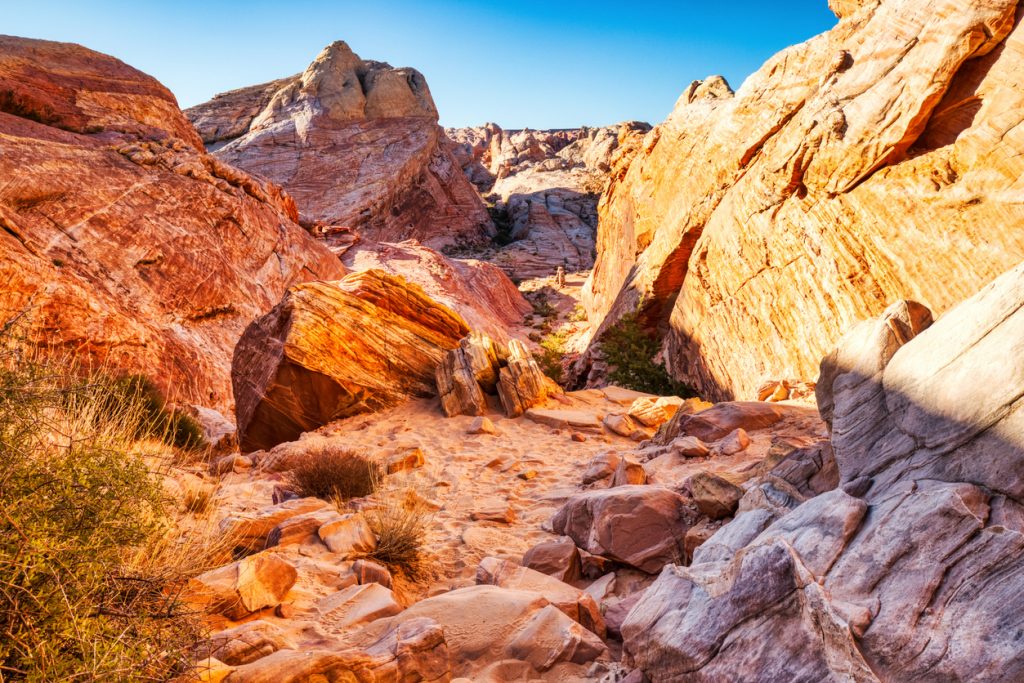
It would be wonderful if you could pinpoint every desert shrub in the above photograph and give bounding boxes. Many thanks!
[365,486,432,579]
[286,445,381,503]
[0,340,204,680]
[569,304,588,322]
[183,483,216,515]
[602,314,696,397]
[533,329,569,384]
[104,374,205,452]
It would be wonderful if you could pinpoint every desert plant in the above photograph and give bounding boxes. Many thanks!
[601,314,696,397]
[182,482,217,515]
[286,445,381,503]
[569,304,588,322]
[104,374,205,452]
[365,484,433,579]
[0,334,206,680]
[533,329,569,384]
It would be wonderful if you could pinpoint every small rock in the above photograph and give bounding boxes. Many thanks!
[582,452,622,484]
[467,415,498,435]
[188,552,298,620]
[689,471,744,520]
[522,536,582,583]
[353,559,393,588]
[267,508,342,548]
[584,572,616,603]
[603,412,640,437]
[526,408,602,431]
[671,436,711,458]
[517,469,538,481]
[611,457,647,487]
[471,498,515,523]
[387,447,425,474]
[684,517,724,562]
[316,583,404,633]
[318,513,377,557]
[716,428,751,456]
[571,432,587,442]
[275,603,296,619]
[210,454,251,476]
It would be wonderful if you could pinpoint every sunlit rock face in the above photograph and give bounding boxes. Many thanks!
[583,0,1024,400]
[187,41,494,250]
[624,261,1024,681]
[0,35,343,411]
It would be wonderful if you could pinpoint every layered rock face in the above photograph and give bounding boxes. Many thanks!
[341,241,531,342]
[583,0,1024,400]
[623,261,1024,681]
[231,270,469,451]
[448,122,649,279]
[0,36,342,411]
[187,41,494,250]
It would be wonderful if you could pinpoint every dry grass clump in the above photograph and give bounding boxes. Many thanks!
[286,445,381,503]
[364,480,435,580]
[182,482,217,515]
[0,319,211,680]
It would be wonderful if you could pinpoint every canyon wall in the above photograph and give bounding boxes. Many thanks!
[0,35,343,411]
[188,42,494,250]
[583,0,1024,400]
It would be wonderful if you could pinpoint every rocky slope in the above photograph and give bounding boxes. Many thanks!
[0,35,342,412]
[582,0,1024,401]
[187,42,494,250]
[448,123,649,280]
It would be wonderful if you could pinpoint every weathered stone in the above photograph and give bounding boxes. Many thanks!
[188,552,298,620]
[199,621,293,666]
[470,498,514,524]
[220,498,329,552]
[610,457,647,487]
[551,486,696,573]
[715,428,750,456]
[498,340,558,417]
[467,416,498,435]
[187,41,494,250]
[437,333,502,417]
[477,557,605,636]
[522,537,582,583]
[688,471,744,521]
[386,447,425,474]
[266,508,342,548]
[352,559,393,589]
[318,513,377,557]
[232,270,469,451]
[316,583,403,634]
[526,408,601,431]
[628,396,685,428]
[0,37,343,412]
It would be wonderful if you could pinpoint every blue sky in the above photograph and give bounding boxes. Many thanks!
[2,0,837,128]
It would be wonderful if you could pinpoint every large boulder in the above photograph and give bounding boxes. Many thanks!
[232,269,469,451]
[0,36,343,411]
[187,41,493,250]
[582,0,1024,401]
[551,486,697,573]
[623,261,1024,680]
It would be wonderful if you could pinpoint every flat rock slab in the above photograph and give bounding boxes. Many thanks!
[526,409,602,431]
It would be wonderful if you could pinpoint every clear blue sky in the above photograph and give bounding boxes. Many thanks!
[2,0,837,129]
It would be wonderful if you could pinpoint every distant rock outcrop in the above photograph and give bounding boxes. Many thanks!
[0,35,343,411]
[232,270,469,451]
[624,259,1024,681]
[582,0,1024,400]
[447,122,649,280]
[187,41,494,250]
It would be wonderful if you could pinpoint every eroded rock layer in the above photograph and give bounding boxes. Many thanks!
[0,35,343,411]
[583,0,1024,400]
[187,41,494,250]
[232,270,469,451]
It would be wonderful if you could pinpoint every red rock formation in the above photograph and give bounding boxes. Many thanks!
[0,36,343,411]
[232,270,470,451]
[187,41,494,250]
[582,0,1024,400]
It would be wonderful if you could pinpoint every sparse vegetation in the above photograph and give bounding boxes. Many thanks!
[533,328,569,384]
[286,445,381,503]
[365,483,432,579]
[569,304,588,322]
[183,482,217,515]
[105,374,206,453]
[601,314,696,397]
[0,327,207,681]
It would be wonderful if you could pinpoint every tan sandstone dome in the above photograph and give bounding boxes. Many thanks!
[581,0,1024,400]
[186,41,495,249]
[0,35,343,411]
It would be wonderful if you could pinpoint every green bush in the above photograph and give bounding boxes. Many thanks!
[105,374,205,452]
[601,314,696,397]
[0,346,203,680]
[533,329,569,385]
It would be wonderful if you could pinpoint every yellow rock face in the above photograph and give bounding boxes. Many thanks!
[232,269,470,451]
[583,0,1024,400]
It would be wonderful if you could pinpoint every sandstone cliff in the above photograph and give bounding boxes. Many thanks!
[0,35,343,411]
[187,42,494,250]
[582,0,1024,400]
